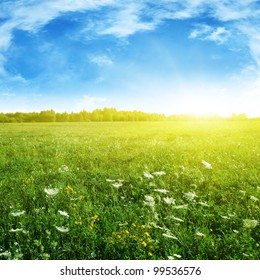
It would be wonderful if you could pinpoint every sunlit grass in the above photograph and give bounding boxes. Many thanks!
[0,121,259,260]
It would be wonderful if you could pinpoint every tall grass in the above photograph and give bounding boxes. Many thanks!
[0,121,259,259]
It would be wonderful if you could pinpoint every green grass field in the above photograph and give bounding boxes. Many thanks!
[0,121,259,260]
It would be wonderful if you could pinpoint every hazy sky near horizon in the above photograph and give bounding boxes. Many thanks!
[0,0,260,116]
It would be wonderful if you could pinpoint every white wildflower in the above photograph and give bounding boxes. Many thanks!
[118,222,128,227]
[55,226,69,233]
[106,179,115,182]
[149,222,163,230]
[174,204,188,209]
[153,212,159,220]
[250,196,259,202]
[184,192,197,201]
[242,253,250,257]
[173,254,182,259]
[167,216,184,222]
[44,188,59,196]
[243,219,258,229]
[201,160,212,169]
[9,228,24,233]
[143,172,154,179]
[58,165,69,173]
[221,215,230,220]
[196,232,205,237]
[149,182,156,187]
[154,189,169,194]
[163,197,176,204]
[58,210,69,218]
[112,182,123,188]
[168,256,174,260]
[228,213,236,217]
[198,202,209,207]
[153,171,166,176]
[162,233,178,240]
[144,201,155,207]
[0,251,11,258]
[233,230,239,234]
[144,195,154,202]
[144,195,155,207]
[11,210,25,217]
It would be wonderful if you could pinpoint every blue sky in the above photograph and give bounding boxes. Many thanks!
[0,0,260,116]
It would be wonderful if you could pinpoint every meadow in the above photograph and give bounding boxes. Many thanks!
[0,121,259,260]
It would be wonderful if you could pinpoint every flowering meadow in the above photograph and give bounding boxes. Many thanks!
[0,121,259,260]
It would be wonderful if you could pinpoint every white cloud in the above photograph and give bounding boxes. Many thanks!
[97,2,156,37]
[1,0,260,84]
[207,27,231,44]
[0,93,16,97]
[189,24,212,39]
[209,0,260,21]
[189,24,231,44]
[0,0,117,52]
[239,24,260,65]
[89,54,113,66]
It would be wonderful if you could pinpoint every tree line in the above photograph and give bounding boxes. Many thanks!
[0,108,166,122]
[0,108,252,123]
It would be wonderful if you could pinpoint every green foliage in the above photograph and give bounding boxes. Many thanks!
[0,121,259,260]
[0,108,167,122]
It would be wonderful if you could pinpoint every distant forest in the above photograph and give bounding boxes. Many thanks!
[0,108,253,123]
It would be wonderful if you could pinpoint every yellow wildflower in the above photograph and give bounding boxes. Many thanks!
[65,186,77,195]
